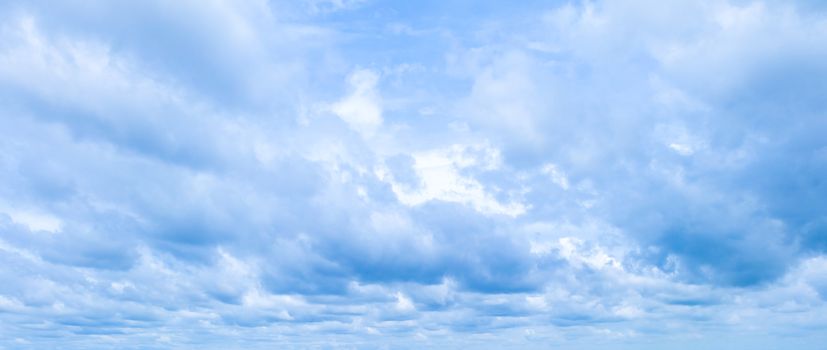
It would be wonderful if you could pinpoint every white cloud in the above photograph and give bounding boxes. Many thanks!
[541,163,570,190]
[455,51,548,143]
[1,0,827,348]
[395,292,416,312]
[2,208,62,233]
[379,144,527,217]
[331,69,383,138]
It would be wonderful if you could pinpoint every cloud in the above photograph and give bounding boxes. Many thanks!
[0,0,826,349]
[379,143,527,217]
[331,69,384,138]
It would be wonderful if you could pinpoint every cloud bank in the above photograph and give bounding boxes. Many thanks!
[0,1,826,349]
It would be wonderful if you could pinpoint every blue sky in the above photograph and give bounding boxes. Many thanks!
[1,0,826,349]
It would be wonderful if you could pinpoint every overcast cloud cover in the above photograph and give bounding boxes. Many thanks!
[1,0,827,349]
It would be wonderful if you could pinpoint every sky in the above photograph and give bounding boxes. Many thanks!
[0,0,826,349]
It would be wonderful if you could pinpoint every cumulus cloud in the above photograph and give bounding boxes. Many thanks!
[0,0,826,349]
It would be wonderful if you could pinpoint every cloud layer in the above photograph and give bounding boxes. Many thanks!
[1,1,826,349]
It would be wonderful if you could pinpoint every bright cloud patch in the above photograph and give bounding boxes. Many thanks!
[379,144,527,217]
[331,69,383,137]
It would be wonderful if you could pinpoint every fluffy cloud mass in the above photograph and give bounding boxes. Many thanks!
[1,1,826,349]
